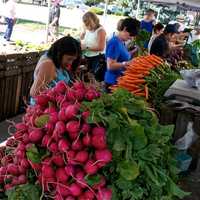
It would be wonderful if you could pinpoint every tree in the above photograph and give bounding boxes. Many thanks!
[85,0,104,6]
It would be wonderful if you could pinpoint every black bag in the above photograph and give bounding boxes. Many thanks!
[94,54,107,82]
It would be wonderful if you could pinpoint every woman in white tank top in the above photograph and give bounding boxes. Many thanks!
[80,11,106,80]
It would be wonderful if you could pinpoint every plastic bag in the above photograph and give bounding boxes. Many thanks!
[175,122,199,150]
[180,69,200,88]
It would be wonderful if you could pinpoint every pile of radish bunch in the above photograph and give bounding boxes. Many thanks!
[0,81,112,200]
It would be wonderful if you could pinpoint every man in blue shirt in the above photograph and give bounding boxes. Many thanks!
[104,18,140,92]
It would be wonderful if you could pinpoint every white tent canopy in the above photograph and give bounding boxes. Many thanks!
[144,0,200,8]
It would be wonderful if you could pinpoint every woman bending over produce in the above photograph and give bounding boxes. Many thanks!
[104,18,140,92]
[30,36,81,104]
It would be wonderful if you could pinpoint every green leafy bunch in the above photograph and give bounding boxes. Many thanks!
[145,63,181,112]
[83,88,189,200]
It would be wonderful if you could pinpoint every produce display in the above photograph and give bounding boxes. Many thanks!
[0,80,189,200]
[0,81,112,200]
[83,89,189,200]
[111,55,163,99]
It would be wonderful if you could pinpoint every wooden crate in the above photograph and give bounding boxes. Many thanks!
[0,51,45,121]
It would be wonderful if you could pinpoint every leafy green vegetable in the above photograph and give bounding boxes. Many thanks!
[5,184,41,200]
[83,88,188,200]
[85,175,101,186]
[35,114,49,128]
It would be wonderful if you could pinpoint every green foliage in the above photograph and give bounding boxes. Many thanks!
[35,114,49,128]
[83,88,189,200]
[5,184,41,200]
[89,7,104,15]
[145,63,181,112]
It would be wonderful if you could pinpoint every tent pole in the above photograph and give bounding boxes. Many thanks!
[46,0,51,43]
[136,0,141,19]
[103,0,109,26]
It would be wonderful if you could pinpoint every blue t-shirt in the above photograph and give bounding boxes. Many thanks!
[104,36,131,85]
[140,20,154,33]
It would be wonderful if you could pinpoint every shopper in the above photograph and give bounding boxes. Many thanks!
[4,0,16,42]
[30,36,81,103]
[150,24,179,58]
[80,11,106,80]
[140,9,156,33]
[148,22,164,53]
[104,18,140,91]
[49,0,61,42]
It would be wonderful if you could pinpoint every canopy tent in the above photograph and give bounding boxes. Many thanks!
[143,0,200,11]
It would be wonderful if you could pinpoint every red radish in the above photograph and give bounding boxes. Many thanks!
[14,131,23,141]
[42,165,55,178]
[66,89,76,102]
[65,196,75,200]
[48,142,58,153]
[81,123,91,134]
[85,90,96,101]
[15,123,28,131]
[6,138,18,147]
[55,81,67,94]
[97,188,112,200]
[0,167,7,176]
[75,89,85,101]
[68,131,79,140]
[75,151,89,163]
[66,120,80,134]
[95,150,112,164]
[84,160,98,175]
[73,81,85,90]
[42,157,52,165]
[35,95,50,107]
[29,129,43,143]
[7,164,19,175]
[57,184,70,197]
[45,122,55,133]
[66,150,76,161]
[72,140,83,151]
[54,194,63,200]
[58,139,70,152]
[65,105,78,120]
[92,176,106,190]
[56,95,66,104]
[1,155,13,166]
[55,121,66,135]
[92,127,106,136]
[58,108,67,121]
[29,161,42,171]
[49,112,59,124]
[56,168,69,183]
[69,183,82,196]
[18,165,26,174]
[64,165,75,176]
[4,184,13,191]
[83,134,91,146]
[91,134,107,150]
[21,159,30,169]
[82,111,90,122]
[60,101,70,109]
[22,133,30,144]
[52,154,65,167]
[17,143,26,151]
[42,134,51,147]
[12,177,19,186]
[84,190,95,199]
[44,107,57,113]
[18,174,27,184]
[75,171,87,189]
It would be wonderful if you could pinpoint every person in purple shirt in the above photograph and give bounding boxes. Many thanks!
[104,18,140,92]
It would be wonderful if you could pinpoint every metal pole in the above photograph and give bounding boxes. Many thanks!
[136,0,140,19]
[46,0,51,43]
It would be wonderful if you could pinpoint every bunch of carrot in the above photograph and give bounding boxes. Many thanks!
[111,55,163,99]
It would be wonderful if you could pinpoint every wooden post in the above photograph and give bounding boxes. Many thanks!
[46,0,51,43]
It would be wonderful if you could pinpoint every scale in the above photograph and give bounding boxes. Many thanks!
[164,79,200,106]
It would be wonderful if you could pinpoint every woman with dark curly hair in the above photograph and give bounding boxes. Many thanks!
[30,36,81,103]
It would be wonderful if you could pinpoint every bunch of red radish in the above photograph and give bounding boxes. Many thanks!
[0,81,112,200]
